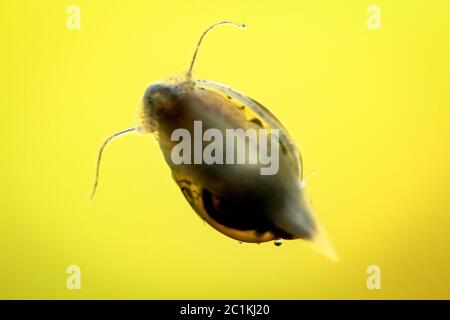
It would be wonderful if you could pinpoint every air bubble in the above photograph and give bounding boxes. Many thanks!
[274,239,283,246]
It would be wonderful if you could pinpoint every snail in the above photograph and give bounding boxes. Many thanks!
[90,21,337,260]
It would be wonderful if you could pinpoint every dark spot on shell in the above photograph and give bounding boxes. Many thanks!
[279,141,287,154]
[250,118,264,127]
[226,95,232,99]
[178,179,192,185]
[181,187,193,203]
[202,188,264,231]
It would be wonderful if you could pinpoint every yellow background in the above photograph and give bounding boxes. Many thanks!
[1,0,449,299]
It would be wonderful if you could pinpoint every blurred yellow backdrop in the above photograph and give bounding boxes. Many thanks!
[1,0,449,299]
